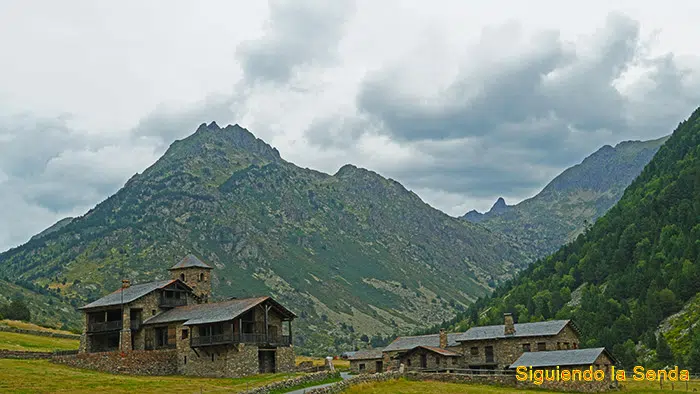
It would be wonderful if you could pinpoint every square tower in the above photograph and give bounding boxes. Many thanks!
[169,254,213,302]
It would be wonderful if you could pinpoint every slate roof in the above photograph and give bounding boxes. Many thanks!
[143,296,296,326]
[383,333,461,352]
[410,346,461,357]
[170,254,212,270]
[509,347,614,368]
[348,349,384,360]
[79,279,182,310]
[457,320,574,341]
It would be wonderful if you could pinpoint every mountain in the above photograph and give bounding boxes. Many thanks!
[29,217,74,242]
[462,136,669,257]
[0,122,529,354]
[446,108,700,370]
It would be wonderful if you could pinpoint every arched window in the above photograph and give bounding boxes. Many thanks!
[180,273,185,281]
[199,273,204,281]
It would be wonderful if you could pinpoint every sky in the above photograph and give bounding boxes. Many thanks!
[1,0,700,252]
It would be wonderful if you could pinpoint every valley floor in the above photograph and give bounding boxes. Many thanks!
[344,377,700,394]
[0,359,301,393]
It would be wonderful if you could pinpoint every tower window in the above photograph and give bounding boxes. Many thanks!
[180,273,185,281]
[199,273,204,282]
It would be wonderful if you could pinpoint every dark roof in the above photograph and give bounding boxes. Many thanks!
[170,254,212,270]
[509,347,614,368]
[457,320,574,341]
[79,279,186,310]
[407,346,461,357]
[383,333,460,352]
[143,296,296,326]
[348,349,384,360]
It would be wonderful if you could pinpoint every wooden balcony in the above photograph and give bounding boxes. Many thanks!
[160,297,187,308]
[190,333,292,348]
[87,320,122,333]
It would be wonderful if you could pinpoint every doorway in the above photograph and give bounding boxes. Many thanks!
[258,349,276,373]
[375,360,383,372]
[420,354,427,368]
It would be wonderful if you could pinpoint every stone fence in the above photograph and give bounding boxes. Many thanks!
[239,370,340,394]
[0,326,80,340]
[52,350,178,376]
[305,370,617,393]
[0,350,56,359]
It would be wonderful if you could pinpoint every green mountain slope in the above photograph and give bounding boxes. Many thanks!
[0,122,528,354]
[446,108,700,369]
[29,217,74,242]
[462,136,668,257]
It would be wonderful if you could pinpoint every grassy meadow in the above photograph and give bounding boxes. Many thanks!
[296,355,350,369]
[0,331,80,352]
[344,377,700,394]
[0,359,301,393]
[0,320,77,336]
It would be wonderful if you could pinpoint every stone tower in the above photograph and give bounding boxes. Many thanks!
[169,254,213,302]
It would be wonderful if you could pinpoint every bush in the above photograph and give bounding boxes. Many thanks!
[0,298,31,322]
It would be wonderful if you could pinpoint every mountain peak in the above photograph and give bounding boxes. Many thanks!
[488,197,508,214]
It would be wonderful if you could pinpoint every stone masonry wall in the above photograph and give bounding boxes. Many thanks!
[52,349,178,375]
[239,370,340,394]
[460,325,580,369]
[275,345,295,372]
[350,358,382,374]
[0,350,55,359]
[401,348,460,370]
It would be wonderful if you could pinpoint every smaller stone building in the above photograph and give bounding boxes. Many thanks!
[399,345,461,370]
[457,314,581,370]
[382,329,461,371]
[348,349,384,373]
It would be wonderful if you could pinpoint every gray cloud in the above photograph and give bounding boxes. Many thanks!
[317,12,700,201]
[236,0,356,85]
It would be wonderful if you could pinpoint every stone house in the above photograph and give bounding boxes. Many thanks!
[456,313,582,370]
[381,329,462,371]
[348,349,384,373]
[78,254,296,377]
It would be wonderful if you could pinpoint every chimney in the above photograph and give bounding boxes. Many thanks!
[439,329,447,349]
[121,279,131,289]
[504,313,515,335]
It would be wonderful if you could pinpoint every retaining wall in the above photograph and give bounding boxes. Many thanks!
[52,350,178,375]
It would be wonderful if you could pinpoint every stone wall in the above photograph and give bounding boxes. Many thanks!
[460,325,581,369]
[275,345,295,372]
[52,349,178,375]
[400,348,460,370]
[349,358,383,373]
[0,350,55,359]
[239,370,340,394]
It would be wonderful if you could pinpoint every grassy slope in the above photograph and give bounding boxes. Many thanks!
[0,320,76,336]
[0,331,79,352]
[344,378,700,394]
[0,359,301,394]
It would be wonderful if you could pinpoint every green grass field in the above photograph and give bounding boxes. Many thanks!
[0,320,77,335]
[0,331,80,352]
[0,359,302,393]
[344,377,700,393]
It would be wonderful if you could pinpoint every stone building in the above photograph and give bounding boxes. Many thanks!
[78,254,296,377]
[348,349,384,373]
[456,313,581,370]
[382,329,462,371]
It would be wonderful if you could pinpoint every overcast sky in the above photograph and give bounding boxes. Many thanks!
[1,0,700,252]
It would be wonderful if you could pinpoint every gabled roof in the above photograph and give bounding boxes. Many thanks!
[348,349,384,360]
[143,296,296,326]
[383,333,461,352]
[170,254,212,270]
[457,320,575,341]
[406,345,461,357]
[509,347,616,369]
[79,279,190,310]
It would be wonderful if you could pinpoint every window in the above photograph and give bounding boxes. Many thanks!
[470,347,479,356]
[485,346,494,363]
[180,273,185,281]
[184,356,187,365]
[182,329,189,340]
[522,343,531,352]
[557,342,561,350]
[564,342,570,349]
[359,363,365,371]
[152,309,156,316]
[211,354,215,361]
[406,359,411,366]
[435,356,440,365]
[199,273,204,282]
[537,342,546,351]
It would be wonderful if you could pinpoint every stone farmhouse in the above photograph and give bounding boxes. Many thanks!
[351,313,614,375]
[78,254,296,377]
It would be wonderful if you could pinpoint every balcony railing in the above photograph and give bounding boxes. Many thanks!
[87,320,123,333]
[191,333,292,348]
[160,297,187,308]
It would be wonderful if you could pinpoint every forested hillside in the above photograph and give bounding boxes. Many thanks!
[443,107,700,371]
